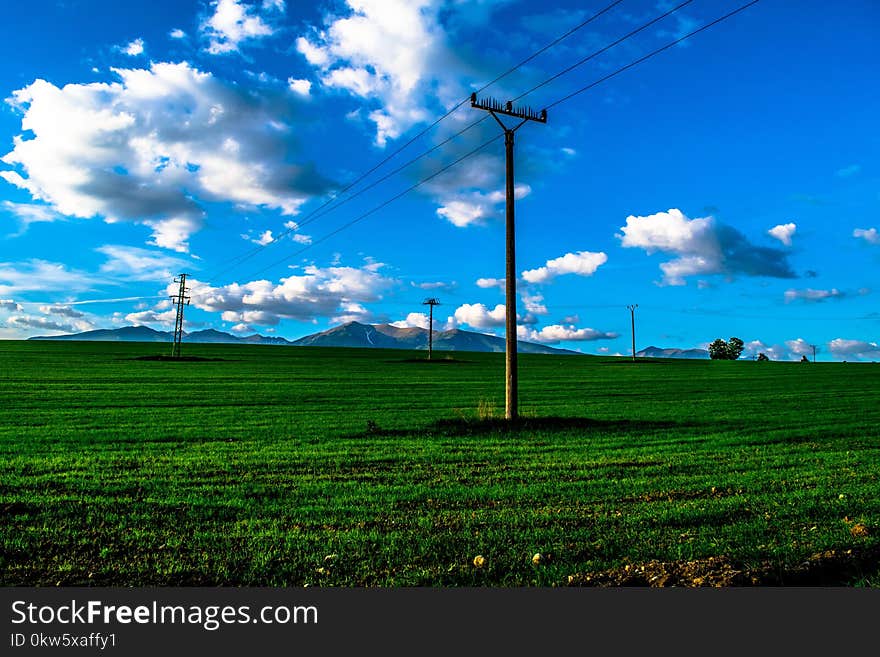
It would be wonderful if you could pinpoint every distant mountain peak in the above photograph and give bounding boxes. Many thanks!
[636,345,709,359]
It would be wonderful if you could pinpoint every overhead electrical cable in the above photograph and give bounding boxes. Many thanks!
[241,0,762,278]
[200,0,630,282]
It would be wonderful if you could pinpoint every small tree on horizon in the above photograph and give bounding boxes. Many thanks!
[757,352,769,361]
[709,336,745,360]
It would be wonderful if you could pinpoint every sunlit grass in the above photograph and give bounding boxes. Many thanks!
[0,340,878,586]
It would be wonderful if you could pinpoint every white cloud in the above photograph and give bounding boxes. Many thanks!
[292,233,312,244]
[617,208,795,285]
[520,292,547,316]
[853,227,879,245]
[784,288,844,303]
[828,338,880,361]
[1,62,332,252]
[521,250,607,284]
[435,183,530,228]
[518,324,618,344]
[96,244,191,281]
[784,338,813,356]
[122,39,145,57]
[241,230,278,246]
[169,29,187,39]
[453,302,506,329]
[39,304,86,319]
[768,222,796,246]
[390,312,430,330]
[169,261,394,326]
[2,201,61,234]
[476,277,504,289]
[0,299,23,312]
[288,78,312,96]
[6,314,93,334]
[0,259,102,296]
[125,308,177,327]
[201,0,281,55]
[298,0,479,147]
[414,280,454,291]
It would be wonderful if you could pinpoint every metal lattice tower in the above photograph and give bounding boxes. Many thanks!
[470,93,547,420]
[422,298,441,360]
[171,273,191,358]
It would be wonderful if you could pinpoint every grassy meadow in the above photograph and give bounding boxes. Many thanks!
[1,339,878,586]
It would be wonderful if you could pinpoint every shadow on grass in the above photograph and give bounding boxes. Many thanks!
[386,357,474,365]
[347,415,691,440]
[129,355,229,362]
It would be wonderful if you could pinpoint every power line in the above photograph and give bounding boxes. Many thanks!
[545,0,762,111]
[512,0,696,104]
[243,0,761,279]
[247,135,503,279]
[201,0,629,283]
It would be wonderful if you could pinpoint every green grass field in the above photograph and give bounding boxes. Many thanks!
[1,340,878,586]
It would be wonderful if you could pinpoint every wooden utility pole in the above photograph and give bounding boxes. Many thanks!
[422,298,440,360]
[471,93,547,421]
[627,304,638,361]
[811,344,817,363]
[170,273,190,358]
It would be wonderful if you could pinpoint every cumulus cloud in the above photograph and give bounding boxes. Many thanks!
[4,301,97,335]
[828,338,880,361]
[521,250,607,284]
[617,208,796,285]
[0,299,23,312]
[390,312,431,330]
[170,261,394,326]
[288,78,312,96]
[435,183,531,228]
[768,222,796,246]
[38,305,86,319]
[517,324,618,344]
[452,302,506,329]
[297,0,474,147]
[744,338,814,361]
[783,288,844,303]
[476,277,504,289]
[853,228,879,245]
[125,308,177,327]
[96,245,191,281]
[122,39,145,57]
[169,29,187,39]
[520,292,547,316]
[201,0,282,55]
[1,62,333,252]
[6,315,88,334]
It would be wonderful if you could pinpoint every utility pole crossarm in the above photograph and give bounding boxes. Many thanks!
[470,93,547,124]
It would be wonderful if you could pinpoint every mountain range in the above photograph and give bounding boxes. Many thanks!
[27,322,578,355]
[635,345,709,359]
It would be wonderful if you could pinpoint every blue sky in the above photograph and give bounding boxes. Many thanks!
[0,0,877,360]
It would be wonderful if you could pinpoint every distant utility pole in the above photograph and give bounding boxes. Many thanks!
[422,297,441,360]
[170,273,190,358]
[471,93,547,421]
[627,304,638,361]
[811,344,817,363]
